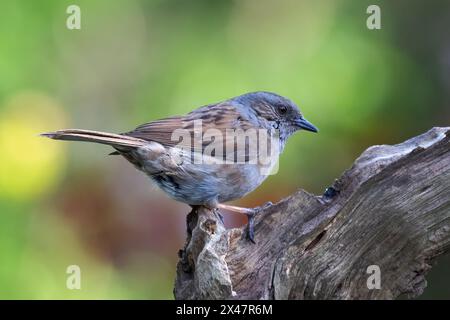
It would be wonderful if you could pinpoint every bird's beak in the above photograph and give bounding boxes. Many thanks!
[294,117,318,133]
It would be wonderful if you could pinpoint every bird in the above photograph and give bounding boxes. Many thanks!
[41,91,318,243]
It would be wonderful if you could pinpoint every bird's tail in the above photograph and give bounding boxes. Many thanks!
[40,129,146,149]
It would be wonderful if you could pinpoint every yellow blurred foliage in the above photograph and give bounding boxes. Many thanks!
[0,91,68,201]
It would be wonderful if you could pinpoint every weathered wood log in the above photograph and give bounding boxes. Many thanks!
[174,127,450,300]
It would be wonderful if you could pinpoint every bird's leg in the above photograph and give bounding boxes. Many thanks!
[217,202,273,243]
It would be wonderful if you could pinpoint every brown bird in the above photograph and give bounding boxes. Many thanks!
[41,91,318,242]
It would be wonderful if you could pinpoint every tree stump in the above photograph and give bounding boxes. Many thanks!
[174,127,450,299]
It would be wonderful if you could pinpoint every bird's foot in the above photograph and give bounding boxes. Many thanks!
[244,201,273,244]
[216,201,273,244]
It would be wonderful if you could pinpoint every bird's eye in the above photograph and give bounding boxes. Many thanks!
[279,105,287,114]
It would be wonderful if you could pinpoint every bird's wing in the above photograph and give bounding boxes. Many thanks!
[124,102,260,160]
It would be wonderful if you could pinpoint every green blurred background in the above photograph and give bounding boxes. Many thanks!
[0,0,449,299]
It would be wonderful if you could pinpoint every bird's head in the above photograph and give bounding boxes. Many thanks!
[234,91,318,139]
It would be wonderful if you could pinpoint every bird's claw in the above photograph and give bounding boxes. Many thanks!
[245,201,273,244]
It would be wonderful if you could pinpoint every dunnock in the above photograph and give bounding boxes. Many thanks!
[42,91,318,242]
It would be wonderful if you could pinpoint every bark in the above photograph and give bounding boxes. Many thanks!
[174,127,450,300]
